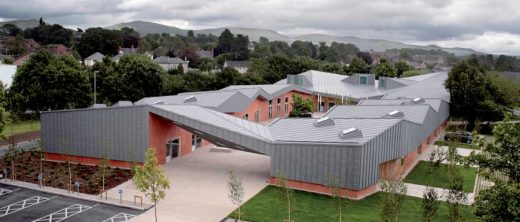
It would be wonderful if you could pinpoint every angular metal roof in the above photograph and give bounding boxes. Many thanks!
[383,72,450,102]
[358,98,443,112]
[268,118,402,144]
[325,105,431,124]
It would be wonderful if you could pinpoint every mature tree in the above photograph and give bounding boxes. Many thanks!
[23,22,73,46]
[0,81,8,140]
[77,28,122,58]
[356,51,373,65]
[216,29,235,56]
[233,34,250,60]
[289,41,317,58]
[134,148,170,222]
[289,94,314,117]
[10,50,91,112]
[117,27,140,48]
[0,24,23,37]
[227,170,245,221]
[162,74,186,96]
[380,179,407,222]
[114,54,164,102]
[5,34,28,56]
[467,114,520,221]
[348,57,370,74]
[395,60,413,77]
[213,67,241,89]
[444,60,509,129]
[372,60,397,78]
[191,57,216,72]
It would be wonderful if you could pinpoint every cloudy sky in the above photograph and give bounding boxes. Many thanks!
[1,0,520,55]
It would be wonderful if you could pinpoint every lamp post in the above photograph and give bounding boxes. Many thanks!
[93,71,98,105]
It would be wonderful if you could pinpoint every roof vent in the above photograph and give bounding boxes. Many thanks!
[152,100,164,105]
[338,128,363,139]
[411,97,425,104]
[386,110,404,118]
[90,104,107,109]
[112,101,132,107]
[313,116,335,127]
[184,95,198,103]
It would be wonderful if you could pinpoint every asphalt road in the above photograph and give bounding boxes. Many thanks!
[0,183,143,222]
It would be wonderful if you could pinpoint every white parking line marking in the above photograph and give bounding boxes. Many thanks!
[0,188,20,196]
[0,196,54,217]
[32,203,96,222]
[102,212,136,222]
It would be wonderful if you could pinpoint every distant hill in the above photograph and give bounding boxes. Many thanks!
[2,19,480,56]
[106,21,479,56]
[0,19,40,30]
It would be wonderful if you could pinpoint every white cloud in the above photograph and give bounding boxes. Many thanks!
[412,32,520,55]
[1,0,520,54]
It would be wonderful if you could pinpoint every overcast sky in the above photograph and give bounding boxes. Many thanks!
[1,0,519,55]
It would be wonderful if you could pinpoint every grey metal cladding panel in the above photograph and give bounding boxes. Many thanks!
[270,144,363,190]
[41,107,149,163]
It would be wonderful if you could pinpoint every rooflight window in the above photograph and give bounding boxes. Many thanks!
[360,75,368,85]
[386,110,404,118]
[388,110,400,116]
[152,100,164,105]
[411,97,425,104]
[184,95,197,103]
[314,116,335,127]
[339,127,363,139]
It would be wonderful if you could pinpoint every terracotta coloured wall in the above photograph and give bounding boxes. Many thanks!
[149,113,196,164]
[269,177,377,200]
[229,90,313,122]
[44,153,136,168]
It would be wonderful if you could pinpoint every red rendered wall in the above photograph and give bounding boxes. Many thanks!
[149,113,196,164]
[269,177,377,200]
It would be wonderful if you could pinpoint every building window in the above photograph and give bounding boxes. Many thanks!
[329,103,335,109]
[277,98,281,117]
[192,134,202,149]
[254,110,260,122]
[360,75,368,85]
[243,113,249,120]
[284,97,289,114]
[268,100,273,118]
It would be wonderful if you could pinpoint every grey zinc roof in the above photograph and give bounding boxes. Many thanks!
[276,70,405,99]
[151,105,272,141]
[324,105,431,124]
[86,52,105,60]
[383,72,450,102]
[135,91,250,112]
[358,98,443,112]
[220,84,312,99]
[154,56,187,64]
[268,118,402,144]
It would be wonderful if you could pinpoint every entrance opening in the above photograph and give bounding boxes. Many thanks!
[192,134,202,151]
[166,138,180,162]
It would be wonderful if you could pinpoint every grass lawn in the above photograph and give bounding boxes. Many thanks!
[404,161,477,192]
[434,140,480,150]
[230,186,475,222]
[2,120,41,137]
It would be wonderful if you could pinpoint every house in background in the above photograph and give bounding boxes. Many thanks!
[44,44,72,56]
[84,52,105,67]
[154,56,188,73]
[223,60,249,74]
[12,53,33,66]
[112,47,153,63]
[196,50,214,59]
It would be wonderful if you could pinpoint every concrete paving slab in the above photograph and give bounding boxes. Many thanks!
[128,147,270,222]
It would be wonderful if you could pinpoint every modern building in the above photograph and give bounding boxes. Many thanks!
[41,71,450,199]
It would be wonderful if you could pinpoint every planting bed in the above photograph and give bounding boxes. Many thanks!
[0,149,133,195]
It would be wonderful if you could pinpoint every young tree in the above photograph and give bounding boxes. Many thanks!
[276,174,294,222]
[422,150,440,222]
[5,136,19,180]
[467,113,520,221]
[97,144,112,193]
[62,145,74,192]
[329,179,347,222]
[380,178,407,222]
[227,170,244,221]
[446,141,467,222]
[134,148,170,222]
[289,94,314,117]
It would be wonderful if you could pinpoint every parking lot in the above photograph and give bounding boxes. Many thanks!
[0,183,143,222]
